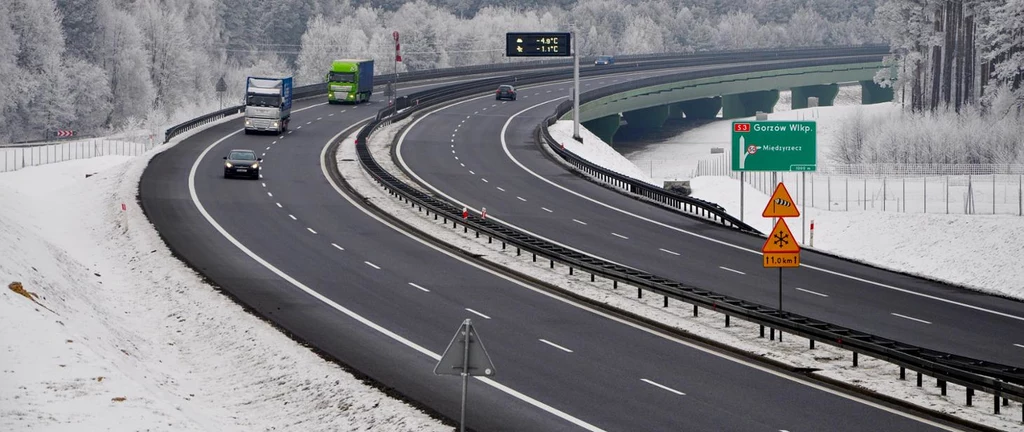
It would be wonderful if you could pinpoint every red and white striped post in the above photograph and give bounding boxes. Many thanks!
[809,220,815,247]
[481,207,487,220]
[462,206,468,219]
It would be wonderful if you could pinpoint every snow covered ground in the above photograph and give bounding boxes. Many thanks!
[569,88,1024,299]
[0,121,447,431]
[349,114,1020,430]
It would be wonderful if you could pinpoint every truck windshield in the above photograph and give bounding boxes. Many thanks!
[329,72,356,82]
[246,94,280,107]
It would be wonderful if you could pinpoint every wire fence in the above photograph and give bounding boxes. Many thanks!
[689,152,1024,216]
[0,134,160,173]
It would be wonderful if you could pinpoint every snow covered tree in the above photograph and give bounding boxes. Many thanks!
[786,7,829,47]
[99,7,155,128]
[8,0,75,140]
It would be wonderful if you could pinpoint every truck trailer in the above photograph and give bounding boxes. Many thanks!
[327,59,374,104]
[244,76,292,134]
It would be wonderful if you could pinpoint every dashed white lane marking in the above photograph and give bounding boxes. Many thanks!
[329,113,334,116]
[891,313,932,324]
[572,219,587,225]
[275,202,282,208]
[317,117,322,120]
[455,156,459,160]
[460,163,465,167]
[612,233,629,240]
[641,379,685,396]
[341,110,346,113]
[261,183,266,187]
[517,196,527,202]
[452,133,456,137]
[307,228,317,234]
[452,150,455,153]
[496,187,506,192]
[365,261,381,270]
[659,248,680,256]
[465,116,470,119]
[469,170,475,175]
[796,288,829,297]
[491,104,497,107]
[259,174,264,179]
[451,139,455,143]
[474,111,478,114]
[287,131,293,134]
[266,146,270,150]
[542,207,553,213]
[272,141,277,144]
[267,192,273,197]
[288,214,297,220]
[262,153,266,157]
[539,339,573,353]
[331,243,344,251]
[465,308,491,319]
[482,178,489,183]
[306,121,312,125]
[1014,344,1024,349]
[719,266,746,275]
[297,126,302,129]
[278,135,284,139]
[408,282,430,292]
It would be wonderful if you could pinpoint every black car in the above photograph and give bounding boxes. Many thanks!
[496,84,516,101]
[223,149,261,179]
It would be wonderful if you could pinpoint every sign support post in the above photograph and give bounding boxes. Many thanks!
[572,28,581,142]
[740,172,745,222]
[762,182,801,342]
[434,319,496,432]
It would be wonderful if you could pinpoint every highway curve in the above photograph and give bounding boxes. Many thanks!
[141,73,964,431]
[395,64,1024,368]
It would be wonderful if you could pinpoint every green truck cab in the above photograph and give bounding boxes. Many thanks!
[327,59,374,104]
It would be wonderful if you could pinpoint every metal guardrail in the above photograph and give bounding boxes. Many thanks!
[163,45,889,144]
[344,50,1024,419]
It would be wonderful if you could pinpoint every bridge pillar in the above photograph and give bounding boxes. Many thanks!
[621,105,671,131]
[677,97,722,119]
[722,90,780,119]
[861,80,894,104]
[791,84,839,109]
[668,103,685,120]
[582,114,621,144]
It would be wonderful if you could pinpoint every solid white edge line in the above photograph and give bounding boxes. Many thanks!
[465,308,491,319]
[659,248,680,256]
[408,282,430,293]
[640,379,685,396]
[891,313,932,325]
[364,261,381,270]
[316,122,605,432]
[395,95,639,272]
[539,339,573,353]
[493,98,1024,324]
[796,288,829,298]
[325,104,957,432]
[719,266,746,275]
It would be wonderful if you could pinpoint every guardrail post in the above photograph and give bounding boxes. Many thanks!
[692,305,698,317]
[770,328,775,340]
[966,388,973,406]
[590,274,595,282]
[516,247,520,256]
[853,352,858,367]
[502,241,506,250]
[613,280,618,289]
[994,392,1000,414]
[939,379,946,396]
[663,296,668,307]
[917,372,922,387]
[725,315,730,327]
[899,367,905,380]
[568,266,573,275]
[550,259,554,269]
[637,288,642,299]
[532,253,536,262]
[809,339,814,349]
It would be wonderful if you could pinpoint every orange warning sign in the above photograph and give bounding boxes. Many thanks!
[762,182,800,218]
[762,218,800,253]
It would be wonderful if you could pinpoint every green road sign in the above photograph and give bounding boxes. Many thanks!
[731,121,817,172]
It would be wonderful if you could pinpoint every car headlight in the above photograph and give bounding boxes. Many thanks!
[225,162,233,168]
[245,119,251,125]
[251,162,259,169]
[272,122,278,127]
[348,94,353,99]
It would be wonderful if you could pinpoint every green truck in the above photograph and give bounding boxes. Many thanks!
[327,59,374,104]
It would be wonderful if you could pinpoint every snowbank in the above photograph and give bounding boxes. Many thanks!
[0,151,446,429]
[548,120,659,186]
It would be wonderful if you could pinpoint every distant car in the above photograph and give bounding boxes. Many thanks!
[594,55,615,66]
[223,149,261,179]
[496,84,516,101]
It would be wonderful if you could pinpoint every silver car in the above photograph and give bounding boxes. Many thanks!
[223,149,261,179]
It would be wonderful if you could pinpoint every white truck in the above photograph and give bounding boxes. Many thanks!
[244,76,292,134]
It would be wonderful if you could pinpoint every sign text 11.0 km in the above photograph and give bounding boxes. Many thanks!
[731,121,817,172]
